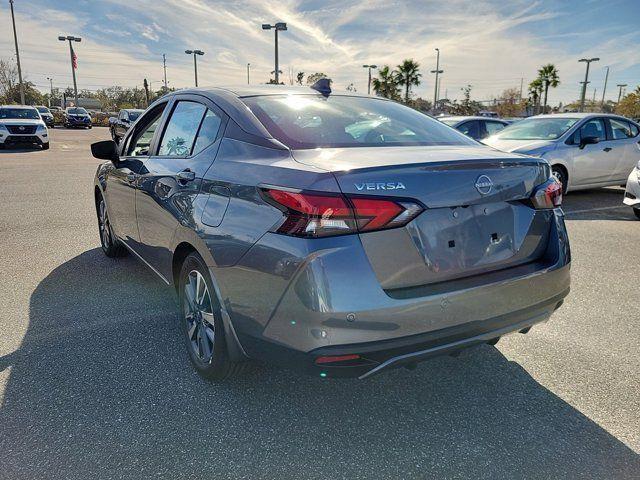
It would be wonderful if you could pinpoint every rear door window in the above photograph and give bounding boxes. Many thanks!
[193,109,223,155]
[608,118,634,139]
[158,101,206,157]
[484,121,506,137]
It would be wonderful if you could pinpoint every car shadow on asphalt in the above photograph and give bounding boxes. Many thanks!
[1,248,638,479]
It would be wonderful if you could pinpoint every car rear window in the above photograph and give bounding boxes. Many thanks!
[242,95,475,149]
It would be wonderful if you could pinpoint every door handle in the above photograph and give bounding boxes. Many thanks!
[176,169,196,183]
[603,147,612,152]
[126,173,137,183]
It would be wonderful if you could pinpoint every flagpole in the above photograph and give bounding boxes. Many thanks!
[69,42,79,107]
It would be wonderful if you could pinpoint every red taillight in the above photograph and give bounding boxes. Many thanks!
[262,188,423,237]
[531,179,563,209]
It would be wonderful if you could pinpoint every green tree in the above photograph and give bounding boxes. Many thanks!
[538,64,560,113]
[371,66,400,100]
[296,72,305,85]
[396,59,421,103]
[306,72,329,85]
[528,78,543,114]
[615,92,640,118]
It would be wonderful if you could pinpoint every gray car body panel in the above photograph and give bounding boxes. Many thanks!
[94,86,571,377]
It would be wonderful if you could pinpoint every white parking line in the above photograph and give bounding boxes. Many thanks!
[564,205,628,215]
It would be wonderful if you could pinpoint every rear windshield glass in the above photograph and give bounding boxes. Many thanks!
[128,111,142,121]
[493,117,579,140]
[242,95,476,149]
[0,108,40,119]
[67,108,88,115]
[439,118,460,126]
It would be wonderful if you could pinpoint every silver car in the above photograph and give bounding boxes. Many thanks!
[91,85,570,380]
[484,113,640,192]
[623,162,640,219]
[439,115,509,141]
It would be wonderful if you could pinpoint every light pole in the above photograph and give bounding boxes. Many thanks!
[46,76,54,107]
[601,66,609,109]
[431,48,443,111]
[162,53,168,90]
[362,65,377,95]
[185,50,204,87]
[578,57,599,112]
[58,35,81,107]
[262,22,287,84]
[247,63,250,84]
[617,84,628,104]
[9,0,25,104]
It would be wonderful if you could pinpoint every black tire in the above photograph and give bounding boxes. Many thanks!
[634,208,640,220]
[552,165,568,194]
[178,253,244,381]
[97,195,127,257]
[42,142,50,150]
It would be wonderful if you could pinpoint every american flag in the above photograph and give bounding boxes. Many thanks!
[72,47,78,69]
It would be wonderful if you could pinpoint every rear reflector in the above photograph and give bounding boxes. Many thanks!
[315,354,361,365]
[262,188,423,237]
[531,179,562,209]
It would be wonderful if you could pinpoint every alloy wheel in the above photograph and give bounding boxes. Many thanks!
[183,270,216,363]
[99,200,112,249]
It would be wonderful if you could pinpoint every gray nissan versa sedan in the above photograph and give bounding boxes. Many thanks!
[91,83,570,380]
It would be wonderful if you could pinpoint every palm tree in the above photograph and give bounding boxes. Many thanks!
[528,78,543,114]
[538,64,560,113]
[396,59,422,104]
[372,66,400,100]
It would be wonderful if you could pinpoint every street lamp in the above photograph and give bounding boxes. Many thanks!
[247,63,250,85]
[185,49,204,87]
[601,66,609,109]
[9,0,25,105]
[617,83,628,104]
[262,22,287,84]
[431,48,444,111]
[58,35,81,107]
[362,65,377,95]
[578,57,599,112]
[46,77,54,107]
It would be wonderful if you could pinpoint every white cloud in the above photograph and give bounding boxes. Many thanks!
[0,0,638,104]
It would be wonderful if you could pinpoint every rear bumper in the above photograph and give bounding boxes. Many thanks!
[219,208,571,377]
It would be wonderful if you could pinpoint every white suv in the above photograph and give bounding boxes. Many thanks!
[0,105,50,150]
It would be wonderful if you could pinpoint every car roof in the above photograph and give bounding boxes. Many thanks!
[177,84,379,99]
[0,104,37,109]
[533,112,623,119]
[439,116,507,122]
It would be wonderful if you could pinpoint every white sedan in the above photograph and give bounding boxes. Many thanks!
[484,113,640,193]
[623,163,640,219]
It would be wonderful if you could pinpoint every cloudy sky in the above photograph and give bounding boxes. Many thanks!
[1,0,639,105]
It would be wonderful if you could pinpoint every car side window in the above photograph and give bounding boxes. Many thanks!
[126,104,166,157]
[158,101,207,157]
[609,118,633,140]
[630,123,640,137]
[192,109,223,155]
[485,121,506,136]
[578,118,606,142]
[458,121,479,139]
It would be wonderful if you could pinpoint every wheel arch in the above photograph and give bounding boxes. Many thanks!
[550,162,570,191]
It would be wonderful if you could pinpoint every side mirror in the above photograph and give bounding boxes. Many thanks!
[91,140,119,163]
[579,135,599,149]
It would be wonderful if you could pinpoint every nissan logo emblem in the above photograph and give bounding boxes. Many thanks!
[18,126,25,131]
[475,175,493,195]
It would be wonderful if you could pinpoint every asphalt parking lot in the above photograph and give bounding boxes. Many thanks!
[0,128,638,480]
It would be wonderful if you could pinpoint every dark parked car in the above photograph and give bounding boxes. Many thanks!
[92,85,570,381]
[64,107,92,129]
[109,108,143,143]
[35,105,55,127]
[439,116,509,141]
